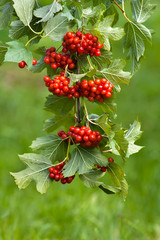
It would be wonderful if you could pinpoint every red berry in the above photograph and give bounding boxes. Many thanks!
[95,50,101,56]
[44,56,50,64]
[49,173,55,179]
[55,174,60,181]
[61,178,67,184]
[32,59,37,65]
[78,46,84,54]
[43,76,50,82]
[108,157,114,162]
[51,63,58,69]
[18,61,26,68]
[49,167,54,173]
[101,167,107,172]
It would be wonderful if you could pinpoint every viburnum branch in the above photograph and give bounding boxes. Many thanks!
[83,99,90,128]
[77,61,81,124]
[111,0,131,22]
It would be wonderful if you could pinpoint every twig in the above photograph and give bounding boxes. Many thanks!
[111,0,131,22]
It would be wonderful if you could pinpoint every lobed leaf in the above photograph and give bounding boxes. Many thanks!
[0,2,13,30]
[44,95,74,115]
[30,134,68,163]
[4,41,33,67]
[13,0,36,26]
[10,153,52,194]
[0,41,8,65]
[34,0,62,23]
[99,59,131,92]
[63,146,107,177]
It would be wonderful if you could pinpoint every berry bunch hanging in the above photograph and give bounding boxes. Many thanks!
[6,0,150,198]
[58,126,103,148]
[62,31,103,56]
[49,162,75,184]
[44,47,76,70]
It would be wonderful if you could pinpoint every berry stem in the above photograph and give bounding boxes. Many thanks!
[25,35,39,47]
[110,0,131,22]
[87,56,94,71]
[77,60,81,124]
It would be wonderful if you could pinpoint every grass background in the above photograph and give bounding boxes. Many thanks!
[0,2,160,239]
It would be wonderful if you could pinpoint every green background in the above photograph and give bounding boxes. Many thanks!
[0,2,160,240]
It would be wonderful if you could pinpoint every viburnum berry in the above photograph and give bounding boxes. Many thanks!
[32,59,37,65]
[94,164,107,172]
[49,162,75,184]
[62,31,103,56]
[108,157,114,162]
[44,47,76,70]
[80,78,113,102]
[18,60,27,68]
[58,126,103,148]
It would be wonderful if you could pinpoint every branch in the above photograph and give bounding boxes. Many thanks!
[111,0,131,22]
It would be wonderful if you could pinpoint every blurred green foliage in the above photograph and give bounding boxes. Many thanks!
[0,2,160,240]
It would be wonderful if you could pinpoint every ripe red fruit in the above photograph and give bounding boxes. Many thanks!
[108,157,114,162]
[18,61,26,68]
[49,173,55,179]
[32,59,37,65]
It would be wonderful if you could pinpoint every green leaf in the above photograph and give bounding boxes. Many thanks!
[44,95,74,115]
[44,13,70,41]
[9,20,29,39]
[98,114,115,139]
[98,99,117,117]
[67,72,87,86]
[94,15,124,51]
[79,170,105,188]
[10,153,52,194]
[34,0,62,23]
[63,146,107,177]
[76,55,89,72]
[43,114,75,133]
[107,162,128,199]
[125,120,143,157]
[30,56,46,72]
[91,49,112,70]
[99,184,121,194]
[82,4,106,25]
[4,41,33,67]
[0,41,8,65]
[124,21,152,73]
[131,0,156,23]
[61,6,74,21]
[99,59,131,92]
[13,0,36,26]
[30,134,68,163]
[0,2,13,30]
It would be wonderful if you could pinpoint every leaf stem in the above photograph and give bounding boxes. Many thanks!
[25,35,39,47]
[111,0,131,22]
[87,56,93,70]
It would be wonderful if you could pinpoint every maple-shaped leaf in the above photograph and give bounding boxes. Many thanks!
[63,146,107,177]
[131,0,156,23]
[98,59,131,92]
[93,15,124,51]
[125,120,143,157]
[30,134,68,163]
[0,2,13,30]
[10,154,52,194]
[91,49,112,70]
[34,0,62,23]
[0,41,8,65]
[107,162,128,199]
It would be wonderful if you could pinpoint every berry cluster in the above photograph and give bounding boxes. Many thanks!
[43,72,80,98]
[18,59,37,68]
[58,126,103,148]
[44,73,113,102]
[62,31,103,56]
[80,78,113,102]
[44,47,76,70]
[49,162,75,184]
[94,157,114,172]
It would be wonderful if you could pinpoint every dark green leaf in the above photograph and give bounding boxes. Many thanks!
[30,134,68,163]
[44,95,74,115]
[98,97,117,117]
[63,146,107,177]
[99,184,121,194]
[10,153,52,194]
[0,2,13,30]
[76,55,89,72]
[91,49,112,70]
[34,0,62,23]
[99,59,131,92]
[4,41,33,67]
[43,114,75,133]
[44,13,70,41]
[124,21,152,73]
[13,0,36,26]
[98,114,115,139]
[125,120,143,157]
[30,56,46,72]
[0,41,8,65]
[131,0,156,23]
[79,170,105,188]
[93,15,124,51]
[107,162,128,199]
[9,20,29,39]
